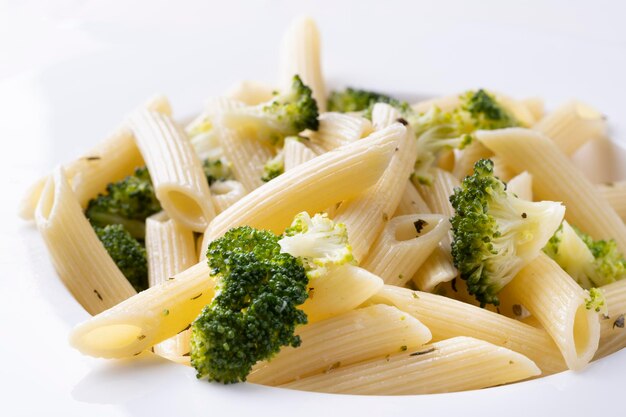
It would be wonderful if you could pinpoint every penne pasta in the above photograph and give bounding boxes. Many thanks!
[248,304,432,386]
[210,180,247,214]
[129,110,215,232]
[594,280,626,360]
[452,140,493,180]
[507,171,533,201]
[281,336,541,395]
[283,137,317,171]
[394,180,431,216]
[521,97,545,123]
[362,214,447,286]
[307,112,372,151]
[371,102,401,130]
[220,128,275,192]
[227,80,276,105]
[411,246,458,292]
[598,181,626,222]
[477,128,626,254]
[35,168,136,315]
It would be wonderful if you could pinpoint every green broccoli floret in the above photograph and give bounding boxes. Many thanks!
[409,89,519,185]
[191,227,308,383]
[543,221,626,289]
[261,151,285,182]
[94,224,148,292]
[326,87,409,117]
[203,158,232,186]
[220,75,319,146]
[585,287,608,315]
[450,159,565,306]
[85,167,161,239]
[190,213,353,383]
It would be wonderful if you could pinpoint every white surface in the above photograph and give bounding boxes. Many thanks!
[2,1,626,416]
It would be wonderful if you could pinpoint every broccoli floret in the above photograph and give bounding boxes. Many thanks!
[279,212,355,278]
[85,167,161,239]
[543,221,626,288]
[94,224,148,292]
[585,287,608,315]
[220,75,319,146]
[408,89,519,185]
[203,158,232,186]
[191,227,308,383]
[326,87,409,117]
[261,151,285,182]
[449,159,565,306]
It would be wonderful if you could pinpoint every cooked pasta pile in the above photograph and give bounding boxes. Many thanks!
[21,17,626,395]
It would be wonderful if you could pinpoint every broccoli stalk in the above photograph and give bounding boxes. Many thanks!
[85,167,161,239]
[450,159,565,306]
[543,221,626,289]
[190,212,353,383]
[94,224,148,292]
[220,75,320,146]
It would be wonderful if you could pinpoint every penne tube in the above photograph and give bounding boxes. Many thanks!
[248,304,432,386]
[507,171,533,201]
[307,112,372,151]
[334,124,416,261]
[477,128,626,253]
[220,128,275,192]
[598,181,626,222]
[452,140,493,180]
[201,124,404,250]
[370,285,566,374]
[371,102,401,130]
[20,95,171,220]
[129,110,215,232]
[279,17,326,112]
[411,95,460,114]
[521,97,545,123]
[362,214,447,286]
[594,280,626,360]
[210,180,247,214]
[226,80,276,105]
[35,168,136,315]
[534,100,607,156]
[411,246,458,292]
[394,180,431,216]
[70,261,214,359]
[415,168,458,217]
[301,265,384,323]
[281,336,541,395]
[500,253,600,370]
[283,137,317,171]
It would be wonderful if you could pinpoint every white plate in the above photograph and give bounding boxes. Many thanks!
[2,1,626,416]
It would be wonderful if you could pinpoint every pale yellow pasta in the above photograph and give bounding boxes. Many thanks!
[69,261,214,359]
[283,137,317,171]
[534,100,607,156]
[594,280,626,360]
[507,171,533,201]
[20,95,171,220]
[491,155,516,182]
[334,125,416,261]
[394,180,431,216]
[248,304,432,386]
[411,246,457,292]
[362,214,447,286]
[411,95,460,114]
[598,181,626,222]
[281,336,541,395]
[521,97,545,123]
[477,128,626,253]
[35,168,136,315]
[220,128,274,192]
[371,102,401,130]
[452,140,493,180]
[210,180,247,214]
[500,253,600,370]
[307,112,372,151]
[370,285,566,374]
[154,329,191,366]
[279,17,326,112]
[300,265,384,323]
[129,110,215,232]
[415,168,458,217]
[227,80,276,105]
[201,124,404,250]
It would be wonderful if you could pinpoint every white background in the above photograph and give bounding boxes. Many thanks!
[1,1,626,416]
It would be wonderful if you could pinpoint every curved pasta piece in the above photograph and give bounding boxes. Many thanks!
[283,137,317,171]
[594,280,626,360]
[394,180,431,216]
[307,112,372,151]
[210,180,247,214]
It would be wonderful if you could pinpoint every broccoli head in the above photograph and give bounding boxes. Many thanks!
[261,151,285,182]
[450,159,565,306]
[85,167,161,239]
[543,221,626,289]
[94,224,148,292]
[203,158,233,186]
[585,287,608,315]
[220,75,319,146]
[326,87,409,118]
[279,212,355,278]
[191,226,308,383]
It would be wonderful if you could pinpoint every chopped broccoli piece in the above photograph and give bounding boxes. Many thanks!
[94,224,148,292]
[220,75,319,146]
[261,151,285,182]
[279,212,355,278]
[543,221,626,288]
[450,159,565,306]
[326,87,409,117]
[203,158,232,186]
[191,227,308,383]
[585,287,607,315]
[408,89,519,185]
[85,167,161,239]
